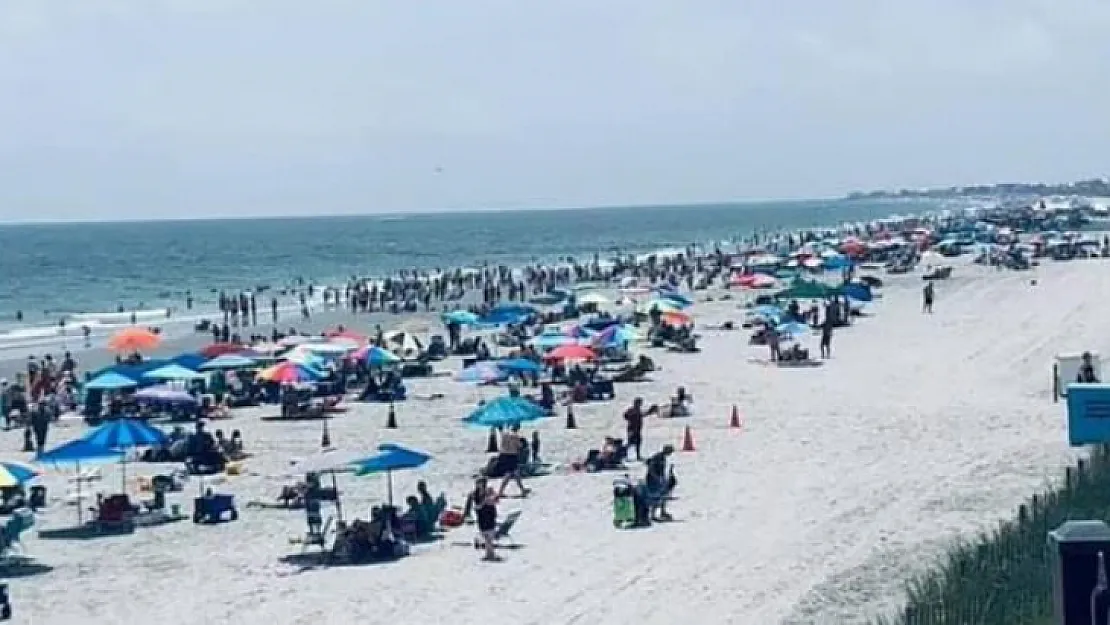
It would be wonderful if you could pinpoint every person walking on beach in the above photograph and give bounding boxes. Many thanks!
[819,316,833,359]
[496,425,530,498]
[922,282,935,314]
[624,397,647,461]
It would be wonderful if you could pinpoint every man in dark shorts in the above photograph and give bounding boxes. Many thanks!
[624,398,646,461]
[820,315,833,359]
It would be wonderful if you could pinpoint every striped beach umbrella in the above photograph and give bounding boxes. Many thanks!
[82,418,168,450]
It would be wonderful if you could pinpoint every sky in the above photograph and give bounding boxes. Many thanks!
[0,0,1108,222]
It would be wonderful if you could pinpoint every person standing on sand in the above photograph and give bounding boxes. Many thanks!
[922,282,935,313]
[624,398,647,461]
[820,316,833,359]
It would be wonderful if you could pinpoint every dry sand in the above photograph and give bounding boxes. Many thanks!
[3,258,1099,624]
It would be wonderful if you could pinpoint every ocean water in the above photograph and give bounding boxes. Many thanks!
[0,198,940,336]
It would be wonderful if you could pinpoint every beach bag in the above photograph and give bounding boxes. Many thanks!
[439,508,464,528]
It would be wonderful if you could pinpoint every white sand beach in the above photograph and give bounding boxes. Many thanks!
[4,258,1100,624]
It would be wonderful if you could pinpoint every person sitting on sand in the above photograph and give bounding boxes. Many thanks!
[1078,352,1100,383]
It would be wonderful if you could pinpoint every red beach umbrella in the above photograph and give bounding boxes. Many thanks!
[544,344,597,362]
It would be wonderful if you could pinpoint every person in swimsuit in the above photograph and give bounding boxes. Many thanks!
[1078,352,1100,383]
[475,482,500,561]
[497,424,530,498]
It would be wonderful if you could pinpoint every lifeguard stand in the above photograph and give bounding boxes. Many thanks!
[1055,352,1102,401]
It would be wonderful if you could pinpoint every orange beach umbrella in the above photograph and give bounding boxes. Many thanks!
[108,327,162,352]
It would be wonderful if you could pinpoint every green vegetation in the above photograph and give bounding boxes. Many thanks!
[874,447,1110,625]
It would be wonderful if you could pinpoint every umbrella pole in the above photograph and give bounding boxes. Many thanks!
[332,471,343,523]
[76,461,83,525]
[387,470,393,507]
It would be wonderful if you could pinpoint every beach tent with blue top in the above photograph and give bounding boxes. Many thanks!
[85,371,139,391]
[143,363,206,382]
[198,354,257,371]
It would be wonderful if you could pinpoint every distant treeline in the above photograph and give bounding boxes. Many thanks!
[847,178,1110,201]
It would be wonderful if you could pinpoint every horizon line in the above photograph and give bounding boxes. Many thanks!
[0,195,841,227]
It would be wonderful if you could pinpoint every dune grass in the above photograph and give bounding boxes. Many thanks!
[873,446,1110,625]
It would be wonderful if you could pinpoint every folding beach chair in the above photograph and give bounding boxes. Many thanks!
[294,516,333,553]
[474,510,522,549]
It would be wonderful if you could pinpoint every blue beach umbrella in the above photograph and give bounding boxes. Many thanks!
[350,443,433,505]
[198,354,257,371]
[443,310,480,326]
[456,362,508,385]
[752,304,785,319]
[37,439,126,524]
[362,346,401,367]
[82,418,168,450]
[496,359,543,375]
[775,321,811,337]
[85,372,139,391]
[462,395,547,428]
[0,460,40,488]
[143,364,206,382]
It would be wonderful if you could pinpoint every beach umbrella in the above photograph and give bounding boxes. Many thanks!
[257,362,323,384]
[842,283,873,303]
[325,328,367,343]
[37,439,126,524]
[198,342,246,358]
[456,362,508,385]
[442,310,480,326]
[495,358,543,375]
[198,353,257,371]
[135,385,198,404]
[85,371,139,391]
[462,396,547,428]
[776,279,841,300]
[775,322,811,337]
[752,304,785,319]
[283,349,329,369]
[349,443,433,506]
[656,290,694,308]
[638,299,682,314]
[544,344,597,363]
[0,460,40,488]
[529,333,575,350]
[81,418,169,494]
[359,346,401,367]
[298,342,353,356]
[661,311,692,326]
[108,327,162,352]
[143,363,206,382]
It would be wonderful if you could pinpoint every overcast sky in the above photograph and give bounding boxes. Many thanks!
[0,0,1107,222]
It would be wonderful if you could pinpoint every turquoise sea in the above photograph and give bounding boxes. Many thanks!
[0,199,942,332]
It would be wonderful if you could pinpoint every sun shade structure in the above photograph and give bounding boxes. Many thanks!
[142,364,206,381]
[85,372,139,391]
[198,354,257,370]
[462,395,547,428]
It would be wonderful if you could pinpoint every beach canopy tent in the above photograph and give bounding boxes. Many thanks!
[85,372,139,391]
[143,364,206,382]
[456,362,508,385]
[107,327,162,353]
[0,460,40,488]
[37,438,126,524]
[198,354,257,371]
[349,443,433,508]
[775,279,842,301]
[463,395,547,429]
[87,355,206,388]
[135,385,198,404]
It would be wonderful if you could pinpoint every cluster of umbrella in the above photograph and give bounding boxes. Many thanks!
[87,325,418,394]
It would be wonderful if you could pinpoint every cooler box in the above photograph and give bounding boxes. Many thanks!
[1057,352,1101,398]
[1065,383,1110,446]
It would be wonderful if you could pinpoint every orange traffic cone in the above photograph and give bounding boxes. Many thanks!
[729,405,742,429]
[681,425,696,452]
